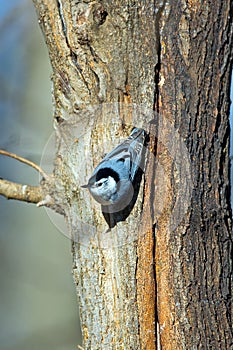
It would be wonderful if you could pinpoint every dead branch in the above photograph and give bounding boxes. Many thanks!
[0,149,48,179]
[0,179,43,204]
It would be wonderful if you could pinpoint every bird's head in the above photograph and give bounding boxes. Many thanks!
[81,168,119,205]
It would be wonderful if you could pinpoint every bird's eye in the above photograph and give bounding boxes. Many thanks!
[97,183,102,187]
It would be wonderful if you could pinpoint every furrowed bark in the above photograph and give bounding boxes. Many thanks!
[32,0,233,349]
[156,1,233,348]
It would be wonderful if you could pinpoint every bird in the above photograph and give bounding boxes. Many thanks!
[82,127,148,228]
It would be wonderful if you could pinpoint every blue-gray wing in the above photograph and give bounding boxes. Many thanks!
[100,128,147,181]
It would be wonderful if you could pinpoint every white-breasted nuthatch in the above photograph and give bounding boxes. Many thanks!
[82,128,148,227]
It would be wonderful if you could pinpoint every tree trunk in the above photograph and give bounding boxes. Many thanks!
[32,0,232,349]
[156,1,233,348]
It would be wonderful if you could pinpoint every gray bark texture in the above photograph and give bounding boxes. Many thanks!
[32,0,233,349]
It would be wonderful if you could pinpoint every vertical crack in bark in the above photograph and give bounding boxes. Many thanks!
[153,0,166,113]
[151,2,166,348]
[57,0,67,37]
[154,45,161,114]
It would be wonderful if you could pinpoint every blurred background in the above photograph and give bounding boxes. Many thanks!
[0,1,232,350]
[0,1,82,349]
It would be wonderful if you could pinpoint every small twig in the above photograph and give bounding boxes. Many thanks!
[0,149,48,179]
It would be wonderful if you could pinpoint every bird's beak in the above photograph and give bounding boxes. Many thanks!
[81,184,89,188]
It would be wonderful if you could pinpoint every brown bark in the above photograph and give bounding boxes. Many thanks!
[156,1,233,348]
[31,0,233,349]
[33,1,159,349]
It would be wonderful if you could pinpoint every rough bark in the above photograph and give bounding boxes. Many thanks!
[33,1,160,349]
[31,0,233,349]
[156,1,233,349]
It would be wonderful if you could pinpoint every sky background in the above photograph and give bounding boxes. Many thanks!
[0,1,232,350]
